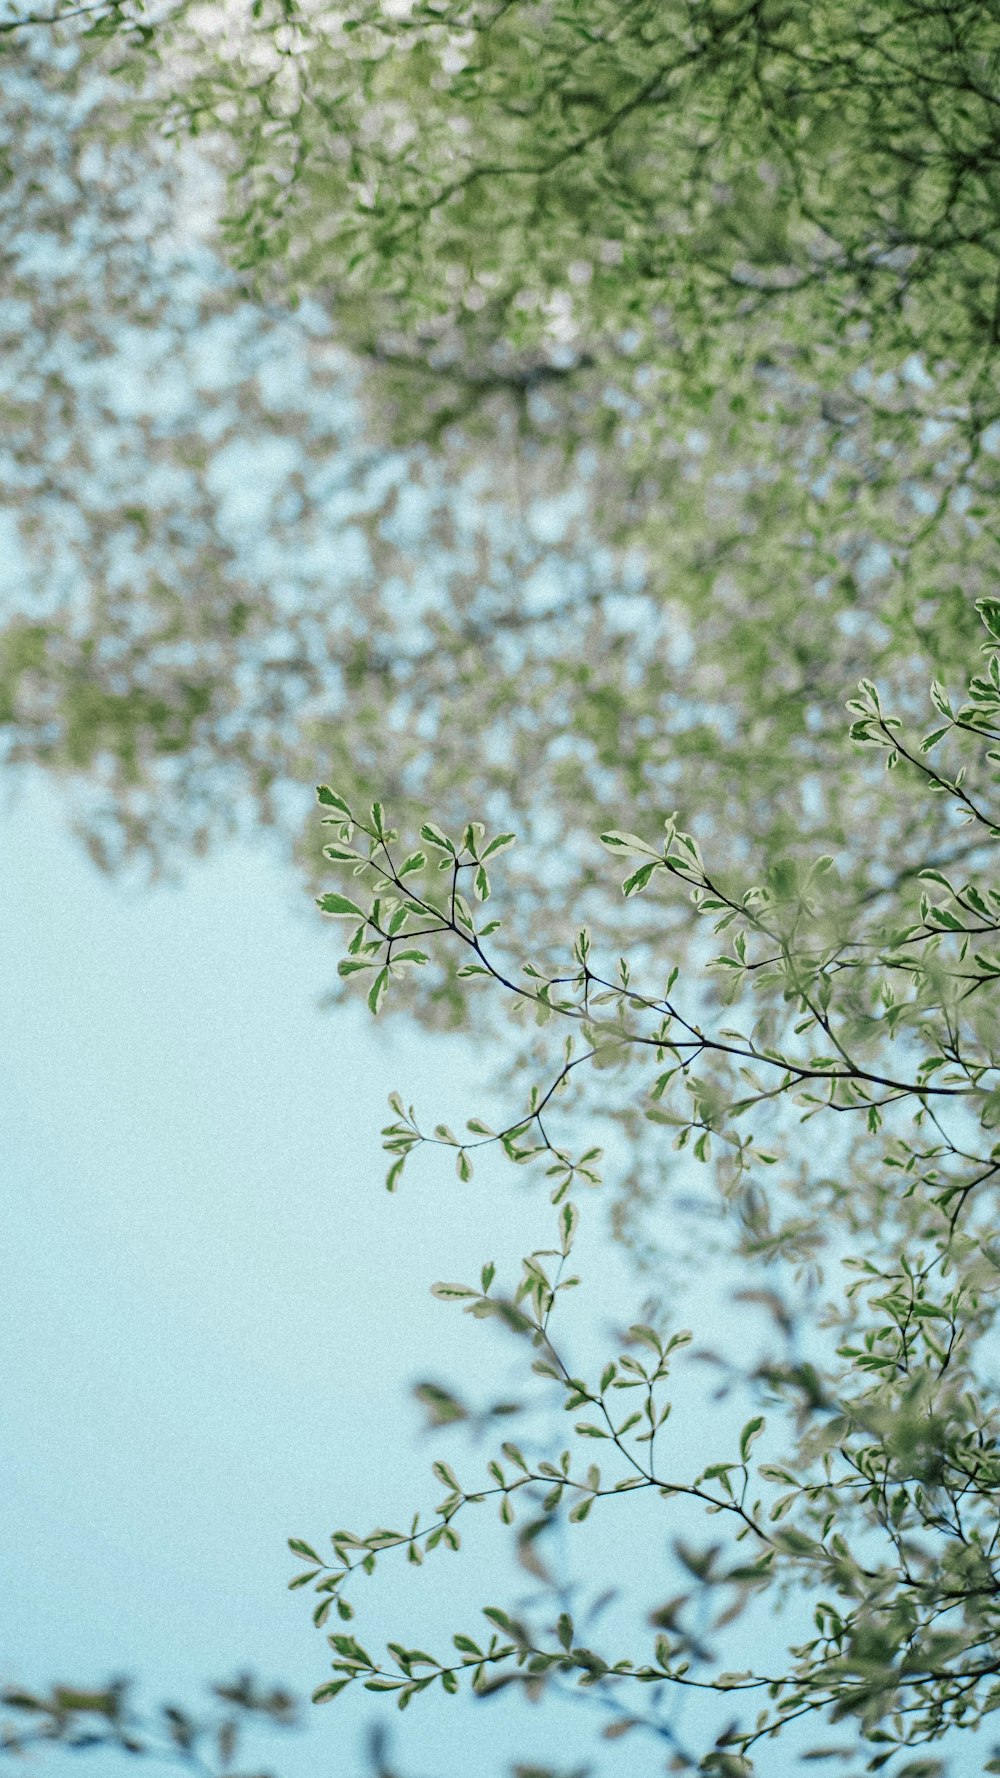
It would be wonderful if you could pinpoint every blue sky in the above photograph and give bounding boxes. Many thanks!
[1,771,710,1778]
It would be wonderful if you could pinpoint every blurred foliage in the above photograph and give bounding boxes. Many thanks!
[0,1675,299,1777]
[0,6,996,983]
[0,6,998,1257]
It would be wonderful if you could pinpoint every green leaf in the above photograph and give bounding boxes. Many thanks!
[367,968,389,1015]
[622,861,658,897]
[317,892,366,919]
[329,1634,373,1664]
[600,830,656,856]
[312,1679,352,1703]
[482,833,516,860]
[453,1634,482,1656]
[559,1200,579,1255]
[739,1416,765,1462]
[288,1538,323,1564]
[977,598,1000,641]
[338,958,372,977]
[420,822,455,855]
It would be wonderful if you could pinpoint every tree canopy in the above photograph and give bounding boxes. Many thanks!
[170,0,1000,381]
[6,6,1000,1773]
[3,0,998,1257]
[3,0,999,990]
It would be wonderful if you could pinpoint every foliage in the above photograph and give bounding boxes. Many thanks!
[0,1676,299,1777]
[127,0,1000,787]
[285,603,1000,1772]
[7,9,1000,1773]
[145,0,999,378]
[1,1,999,1035]
[13,0,984,1276]
[0,26,662,934]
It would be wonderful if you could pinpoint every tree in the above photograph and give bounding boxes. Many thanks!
[136,0,998,397]
[288,599,1000,1773]
[3,0,999,1057]
[10,619,1000,1764]
[0,21,606,884]
[8,14,1000,1771]
[128,0,1000,833]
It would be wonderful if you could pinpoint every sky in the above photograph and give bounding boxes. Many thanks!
[1,770,720,1778]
